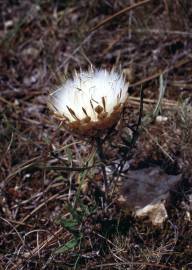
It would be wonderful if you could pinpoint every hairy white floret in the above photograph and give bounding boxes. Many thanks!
[50,68,128,122]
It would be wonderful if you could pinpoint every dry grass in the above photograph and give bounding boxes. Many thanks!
[0,0,192,269]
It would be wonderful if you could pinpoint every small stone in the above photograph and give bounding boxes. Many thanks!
[4,20,13,30]
[156,115,168,123]
[119,166,182,226]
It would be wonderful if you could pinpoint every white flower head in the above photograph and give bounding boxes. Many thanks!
[49,68,129,136]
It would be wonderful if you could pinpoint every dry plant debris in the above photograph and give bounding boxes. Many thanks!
[0,0,192,269]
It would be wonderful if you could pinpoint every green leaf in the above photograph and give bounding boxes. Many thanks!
[60,218,79,231]
[65,146,73,163]
[153,74,166,117]
[54,238,78,254]
[54,175,64,181]
[67,204,82,223]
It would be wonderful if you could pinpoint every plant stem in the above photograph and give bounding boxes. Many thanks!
[95,137,108,198]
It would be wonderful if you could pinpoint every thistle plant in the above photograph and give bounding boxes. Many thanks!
[49,67,129,197]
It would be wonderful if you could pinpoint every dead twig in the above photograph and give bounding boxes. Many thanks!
[57,0,152,70]
[129,96,177,108]
[90,0,152,32]
[18,194,60,227]
[144,127,175,163]
[91,262,177,269]
[130,56,192,88]
[10,227,64,270]
[2,156,40,187]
